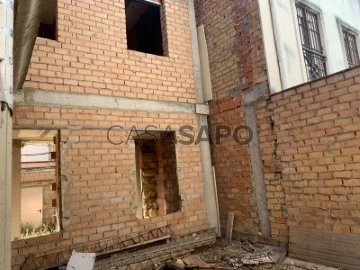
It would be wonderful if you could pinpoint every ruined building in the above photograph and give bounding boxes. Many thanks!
[1,0,360,269]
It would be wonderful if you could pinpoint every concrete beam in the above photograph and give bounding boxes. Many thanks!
[15,89,197,115]
[243,81,269,105]
[195,104,210,115]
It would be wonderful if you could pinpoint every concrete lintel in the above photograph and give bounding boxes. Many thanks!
[16,89,196,115]
[195,103,210,115]
[243,81,269,105]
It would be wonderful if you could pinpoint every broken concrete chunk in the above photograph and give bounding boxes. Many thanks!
[240,252,275,265]
[226,257,243,267]
[66,250,96,270]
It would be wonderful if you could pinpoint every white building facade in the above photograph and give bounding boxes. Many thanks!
[259,0,360,93]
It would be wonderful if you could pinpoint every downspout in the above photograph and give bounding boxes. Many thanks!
[0,0,13,269]
[187,0,220,233]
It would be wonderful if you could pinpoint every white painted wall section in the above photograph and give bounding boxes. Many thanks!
[258,0,283,93]
[263,0,360,91]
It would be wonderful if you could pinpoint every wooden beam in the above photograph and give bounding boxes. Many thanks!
[225,212,235,242]
[289,227,360,270]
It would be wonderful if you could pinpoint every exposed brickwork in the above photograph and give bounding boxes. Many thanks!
[196,0,268,238]
[12,106,208,269]
[209,99,258,237]
[24,0,196,103]
[12,0,209,268]
[196,0,360,245]
[195,0,267,100]
[161,140,181,214]
[257,67,360,242]
[13,0,360,268]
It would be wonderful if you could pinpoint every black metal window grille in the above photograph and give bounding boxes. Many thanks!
[296,4,327,80]
[343,28,360,68]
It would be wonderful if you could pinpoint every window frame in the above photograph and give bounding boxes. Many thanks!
[11,129,62,241]
[124,0,168,56]
[37,0,58,41]
[133,131,181,219]
[341,25,360,68]
[295,2,327,81]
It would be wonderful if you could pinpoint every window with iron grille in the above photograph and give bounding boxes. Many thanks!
[296,3,327,81]
[343,28,360,68]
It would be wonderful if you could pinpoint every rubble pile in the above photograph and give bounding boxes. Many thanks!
[163,240,285,269]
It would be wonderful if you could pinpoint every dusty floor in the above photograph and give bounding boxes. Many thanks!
[161,240,340,270]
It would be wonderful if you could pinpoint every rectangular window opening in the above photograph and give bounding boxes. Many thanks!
[135,131,181,218]
[12,129,61,240]
[37,0,57,40]
[125,0,166,56]
[343,27,360,68]
[296,3,327,81]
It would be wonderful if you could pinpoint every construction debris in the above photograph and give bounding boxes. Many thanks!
[39,231,340,270]
[162,239,341,270]
[24,225,173,269]
[65,251,96,270]
[164,240,285,269]
[94,230,217,269]
[280,258,341,270]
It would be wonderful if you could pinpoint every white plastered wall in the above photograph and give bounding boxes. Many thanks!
[260,0,360,93]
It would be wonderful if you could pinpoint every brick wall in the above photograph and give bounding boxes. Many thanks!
[12,0,209,268]
[196,0,360,245]
[257,67,360,242]
[12,106,208,269]
[161,140,181,214]
[24,0,196,103]
[195,0,268,238]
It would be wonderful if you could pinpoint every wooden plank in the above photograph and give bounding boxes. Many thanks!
[96,235,171,257]
[289,246,358,270]
[290,244,359,263]
[197,25,213,102]
[290,233,360,255]
[290,227,360,244]
[289,227,360,270]
[225,212,235,242]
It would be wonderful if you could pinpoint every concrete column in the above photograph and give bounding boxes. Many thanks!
[0,0,14,268]
[244,83,271,240]
[12,140,21,240]
[187,0,221,233]
[198,114,221,231]
[0,108,12,269]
